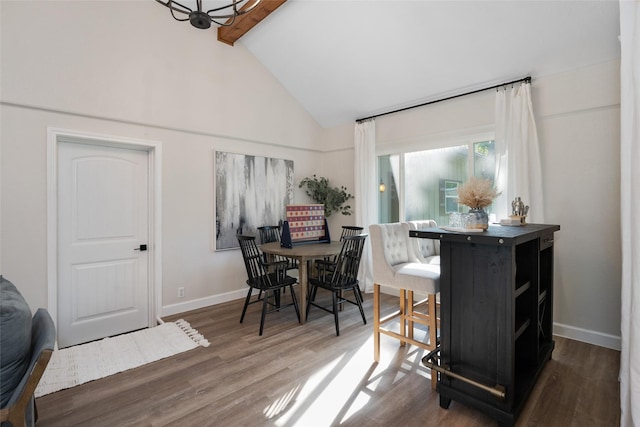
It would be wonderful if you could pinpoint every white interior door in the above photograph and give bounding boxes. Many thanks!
[57,141,150,348]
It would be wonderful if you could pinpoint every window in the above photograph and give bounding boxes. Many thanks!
[440,179,462,214]
[378,139,496,225]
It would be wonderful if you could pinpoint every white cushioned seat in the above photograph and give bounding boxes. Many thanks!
[422,256,440,265]
[394,262,440,294]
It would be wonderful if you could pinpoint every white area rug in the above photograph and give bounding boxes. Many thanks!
[35,319,209,397]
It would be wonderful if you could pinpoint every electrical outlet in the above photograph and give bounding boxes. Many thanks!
[178,287,185,298]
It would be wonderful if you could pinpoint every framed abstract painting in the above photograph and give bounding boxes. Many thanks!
[215,151,294,250]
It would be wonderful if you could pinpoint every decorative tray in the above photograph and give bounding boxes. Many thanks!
[440,226,485,233]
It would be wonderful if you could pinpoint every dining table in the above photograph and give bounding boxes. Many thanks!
[260,241,343,324]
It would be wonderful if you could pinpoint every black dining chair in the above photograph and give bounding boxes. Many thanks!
[314,225,365,298]
[340,226,364,240]
[258,225,299,272]
[316,226,364,265]
[237,234,300,336]
[257,225,281,246]
[339,226,365,300]
[306,234,368,336]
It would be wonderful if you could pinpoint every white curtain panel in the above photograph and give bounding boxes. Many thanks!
[354,120,377,293]
[494,83,544,223]
[619,1,640,425]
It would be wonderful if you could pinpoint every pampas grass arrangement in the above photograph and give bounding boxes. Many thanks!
[457,177,501,209]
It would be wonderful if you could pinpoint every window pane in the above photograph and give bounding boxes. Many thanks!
[474,140,496,183]
[377,138,496,225]
[378,154,399,223]
[405,146,468,224]
[474,140,496,216]
[442,179,463,214]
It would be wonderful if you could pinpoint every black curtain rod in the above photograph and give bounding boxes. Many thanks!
[355,76,531,123]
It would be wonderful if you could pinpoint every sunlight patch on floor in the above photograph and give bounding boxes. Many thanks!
[271,335,416,426]
[263,384,301,419]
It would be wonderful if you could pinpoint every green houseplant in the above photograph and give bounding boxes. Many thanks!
[299,175,353,217]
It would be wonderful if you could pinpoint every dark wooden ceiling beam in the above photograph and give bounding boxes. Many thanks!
[217,0,287,46]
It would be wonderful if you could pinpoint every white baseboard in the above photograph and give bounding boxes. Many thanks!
[553,322,621,351]
[161,288,247,317]
[161,289,622,352]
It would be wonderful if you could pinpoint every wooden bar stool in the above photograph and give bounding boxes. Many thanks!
[369,223,440,389]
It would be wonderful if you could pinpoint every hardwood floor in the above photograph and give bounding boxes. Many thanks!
[36,291,620,426]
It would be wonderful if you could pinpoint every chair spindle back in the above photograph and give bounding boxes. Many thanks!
[340,226,365,241]
[258,225,282,245]
[331,234,367,288]
[237,235,269,288]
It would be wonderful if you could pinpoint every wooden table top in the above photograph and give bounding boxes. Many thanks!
[260,241,343,259]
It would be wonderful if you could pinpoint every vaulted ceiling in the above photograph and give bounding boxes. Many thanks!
[226,0,621,128]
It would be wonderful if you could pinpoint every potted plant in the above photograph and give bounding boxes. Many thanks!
[299,175,353,217]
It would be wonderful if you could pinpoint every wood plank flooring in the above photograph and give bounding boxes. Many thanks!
[36,291,620,426]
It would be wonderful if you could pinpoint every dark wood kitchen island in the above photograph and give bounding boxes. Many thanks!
[410,223,560,426]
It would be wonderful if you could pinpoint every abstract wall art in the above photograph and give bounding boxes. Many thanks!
[215,151,294,250]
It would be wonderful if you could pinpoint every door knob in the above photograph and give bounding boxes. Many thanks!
[134,244,148,251]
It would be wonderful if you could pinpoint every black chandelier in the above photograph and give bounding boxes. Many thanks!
[155,0,261,29]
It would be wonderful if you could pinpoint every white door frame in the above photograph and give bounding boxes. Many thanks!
[47,127,162,336]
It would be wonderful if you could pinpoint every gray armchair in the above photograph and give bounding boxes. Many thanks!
[1,277,56,427]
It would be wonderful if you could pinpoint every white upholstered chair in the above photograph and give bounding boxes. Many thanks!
[369,222,440,387]
[407,220,440,264]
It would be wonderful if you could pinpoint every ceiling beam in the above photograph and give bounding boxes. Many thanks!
[217,0,287,46]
